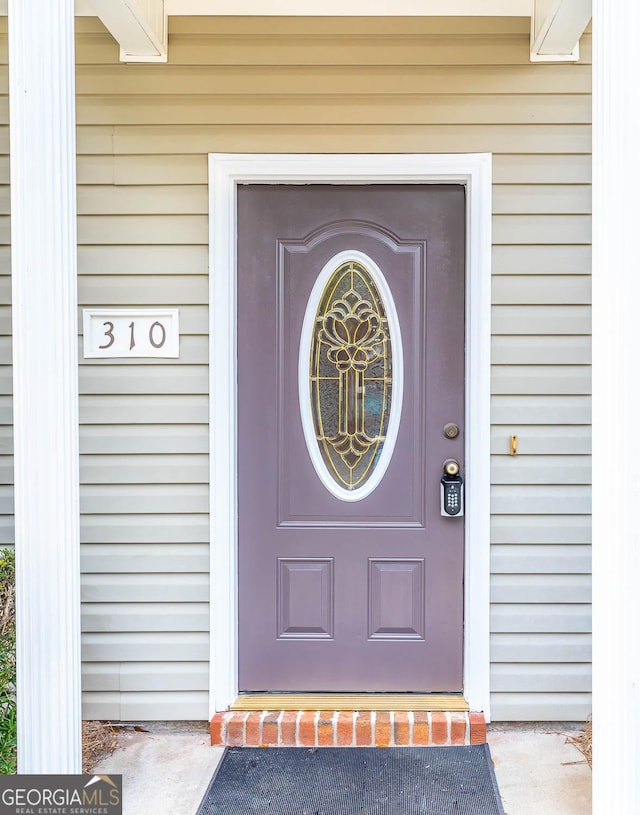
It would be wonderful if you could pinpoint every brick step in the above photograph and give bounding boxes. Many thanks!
[210,710,487,748]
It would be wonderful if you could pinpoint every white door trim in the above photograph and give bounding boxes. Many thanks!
[208,153,492,718]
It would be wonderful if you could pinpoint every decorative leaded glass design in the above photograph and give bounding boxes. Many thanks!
[309,259,393,492]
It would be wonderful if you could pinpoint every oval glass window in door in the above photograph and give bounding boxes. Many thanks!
[299,250,403,501]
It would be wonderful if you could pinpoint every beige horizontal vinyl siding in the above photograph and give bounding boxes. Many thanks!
[490,133,591,718]
[77,221,208,716]
[0,14,591,721]
[69,19,212,719]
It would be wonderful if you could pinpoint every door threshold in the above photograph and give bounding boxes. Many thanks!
[230,693,469,712]
[212,705,486,747]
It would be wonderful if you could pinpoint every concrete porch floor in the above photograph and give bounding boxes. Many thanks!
[93,720,592,815]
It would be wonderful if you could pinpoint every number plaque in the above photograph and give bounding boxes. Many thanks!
[83,309,180,358]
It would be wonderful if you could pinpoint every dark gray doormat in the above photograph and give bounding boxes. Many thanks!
[196,745,505,814]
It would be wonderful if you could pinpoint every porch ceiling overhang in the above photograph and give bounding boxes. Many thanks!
[1,0,592,63]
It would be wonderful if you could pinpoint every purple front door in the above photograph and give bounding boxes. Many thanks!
[237,184,465,692]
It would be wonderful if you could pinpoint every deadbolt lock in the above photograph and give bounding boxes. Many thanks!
[443,422,460,439]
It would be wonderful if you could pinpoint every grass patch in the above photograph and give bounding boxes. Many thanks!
[0,548,16,774]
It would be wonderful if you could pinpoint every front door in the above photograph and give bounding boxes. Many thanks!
[237,184,465,692]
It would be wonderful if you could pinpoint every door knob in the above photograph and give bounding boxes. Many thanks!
[443,459,460,477]
[441,460,463,517]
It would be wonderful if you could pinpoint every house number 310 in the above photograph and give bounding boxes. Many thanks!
[83,309,180,359]
[99,320,168,351]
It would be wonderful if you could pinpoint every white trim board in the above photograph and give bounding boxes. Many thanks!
[10,0,82,773]
[0,0,533,14]
[208,153,492,719]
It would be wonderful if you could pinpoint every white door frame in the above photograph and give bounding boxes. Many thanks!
[208,153,492,718]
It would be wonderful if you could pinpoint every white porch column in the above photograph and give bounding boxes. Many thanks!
[8,0,82,773]
[592,2,640,812]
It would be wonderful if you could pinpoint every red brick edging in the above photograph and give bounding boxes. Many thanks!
[211,710,487,747]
